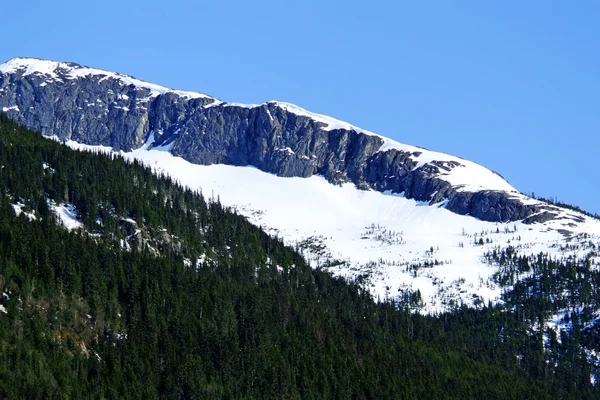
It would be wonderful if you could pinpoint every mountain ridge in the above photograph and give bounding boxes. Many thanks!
[1,57,600,324]
[0,56,564,224]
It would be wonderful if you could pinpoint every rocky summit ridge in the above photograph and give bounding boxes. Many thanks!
[0,57,578,224]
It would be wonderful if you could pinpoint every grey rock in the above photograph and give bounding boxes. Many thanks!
[0,59,556,224]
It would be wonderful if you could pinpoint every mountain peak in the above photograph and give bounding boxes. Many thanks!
[0,57,213,100]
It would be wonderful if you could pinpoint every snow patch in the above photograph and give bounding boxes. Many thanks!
[276,147,295,155]
[266,108,274,121]
[12,202,36,220]
[51,202,82,231]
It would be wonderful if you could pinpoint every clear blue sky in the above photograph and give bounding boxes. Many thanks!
[2,1,599,214]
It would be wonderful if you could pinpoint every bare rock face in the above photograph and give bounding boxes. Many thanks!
[0,58,549,223]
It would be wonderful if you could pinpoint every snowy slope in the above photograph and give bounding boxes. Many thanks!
[4,57,599,313]
[62,138,600,313]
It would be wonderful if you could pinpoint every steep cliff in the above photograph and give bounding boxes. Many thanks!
[0,57,554,223]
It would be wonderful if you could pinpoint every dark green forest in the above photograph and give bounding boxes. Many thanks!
[0,113,597,399]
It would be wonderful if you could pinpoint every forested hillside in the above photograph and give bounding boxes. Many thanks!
[0,113,597,398]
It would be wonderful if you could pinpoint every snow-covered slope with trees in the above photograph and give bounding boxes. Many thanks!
[2,57,600,314]
[62,137,600,314]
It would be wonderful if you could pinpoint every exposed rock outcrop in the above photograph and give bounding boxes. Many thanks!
[0,58,551,223]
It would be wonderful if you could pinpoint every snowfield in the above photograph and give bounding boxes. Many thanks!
[5,57,599,313]
[57,137,600,314]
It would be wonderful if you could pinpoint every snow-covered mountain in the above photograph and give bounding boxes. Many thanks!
[0,57,559,224]
[2,57,600,314]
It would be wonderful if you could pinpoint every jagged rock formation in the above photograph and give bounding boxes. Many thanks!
[0,57,555,223]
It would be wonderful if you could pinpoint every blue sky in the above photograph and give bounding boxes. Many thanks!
[2,1,599,213]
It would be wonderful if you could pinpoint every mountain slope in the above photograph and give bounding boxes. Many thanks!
[65,139,599,313]
[1,57,599,314]
[3,115,592,398]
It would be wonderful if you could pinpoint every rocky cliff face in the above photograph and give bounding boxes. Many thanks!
[0,58,555,223]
